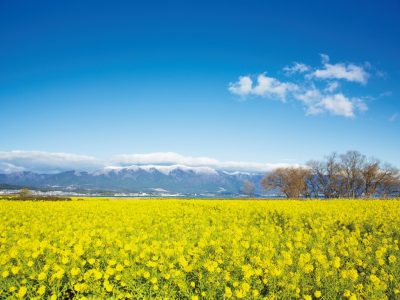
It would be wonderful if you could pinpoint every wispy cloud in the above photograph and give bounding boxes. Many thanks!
[113,152,297,172]
[0,162,25,173]
[389,113,398,122]
[320,94,360,117]
[310,54,369,84]
[283,62,310,75]
[229,74,297,100]
[229,54,375,117]
[379,91,393,98]
[0,151,299,174]
[294,89,365,117]
[324,81,340,93]
[0,151,103,174]
[113,152,220,167]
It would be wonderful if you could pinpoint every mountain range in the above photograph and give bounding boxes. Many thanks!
[0,165,269,196]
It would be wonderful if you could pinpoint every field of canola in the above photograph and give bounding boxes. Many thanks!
[0,199,399,300]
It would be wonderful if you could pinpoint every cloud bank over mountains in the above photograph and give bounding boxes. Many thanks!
[0,151,102,173]
[0,151,297,174]
[229,54,374,117]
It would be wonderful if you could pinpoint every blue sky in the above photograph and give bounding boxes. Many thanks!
[0,0,399,172]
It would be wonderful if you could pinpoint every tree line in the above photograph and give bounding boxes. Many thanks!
[262,151,400,198]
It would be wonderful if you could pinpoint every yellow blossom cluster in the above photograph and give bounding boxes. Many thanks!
[0,198,399,299]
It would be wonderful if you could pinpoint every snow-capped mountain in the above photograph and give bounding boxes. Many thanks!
[0,165,266,196]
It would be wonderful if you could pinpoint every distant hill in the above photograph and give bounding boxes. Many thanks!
[0,165,270,196]
[0,183,23,190]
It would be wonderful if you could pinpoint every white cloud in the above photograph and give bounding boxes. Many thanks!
[113,152,220,167]
[320,94,356,117]
[252,74,298,100]
[294,87,325,115]
[0,150,299,174]
[228,76,253,96]
[283,62,310,75]
[325,81,340,92]
[0,151,103,174]
[311,54,369,84]
[113,152,296,173]
[228,73,368,117]
[213,161,299,172]
[229,73,298,100]
[0,162,25,173]
[294,87,367,117]
[229,54,375,117]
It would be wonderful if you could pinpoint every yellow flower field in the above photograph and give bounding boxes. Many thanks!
[0,199,399,299]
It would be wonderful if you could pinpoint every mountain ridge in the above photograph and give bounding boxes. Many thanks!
[0,165,268,196]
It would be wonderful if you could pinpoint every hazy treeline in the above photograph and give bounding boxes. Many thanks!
[262,151,400,198]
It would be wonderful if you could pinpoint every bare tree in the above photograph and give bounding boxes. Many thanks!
[19,187,32,198]
[307,153,342,198]
[361,158,381,198]
[325,153,344,198]
[340,151,365,198]
[262,167,311,198]
[306,151,400,199]
[306,160,324,198]
[242,180,255,197]
[378,163,400,198]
